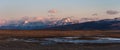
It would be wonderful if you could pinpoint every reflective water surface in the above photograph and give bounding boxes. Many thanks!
[5,37,120,45]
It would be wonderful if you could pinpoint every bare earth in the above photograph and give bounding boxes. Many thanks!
[0,30,120,50]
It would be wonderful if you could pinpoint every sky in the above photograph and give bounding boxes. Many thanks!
[0,0,120,19]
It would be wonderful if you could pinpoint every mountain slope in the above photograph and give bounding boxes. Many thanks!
[46,19,120,30]
[0,17,80,30]
[0,17,120,30]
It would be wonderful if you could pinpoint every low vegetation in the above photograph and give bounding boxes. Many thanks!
[0,30,120,38]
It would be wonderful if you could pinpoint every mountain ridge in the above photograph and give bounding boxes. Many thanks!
[0,17,120,30]
[45,18,120,30]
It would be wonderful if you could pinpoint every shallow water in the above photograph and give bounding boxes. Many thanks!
[44,37,120,43]
[5,37,120,45]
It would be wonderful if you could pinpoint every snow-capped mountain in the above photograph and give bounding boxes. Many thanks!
[47,17,120,30]
[0,16,119,30]
[0,17,81,29]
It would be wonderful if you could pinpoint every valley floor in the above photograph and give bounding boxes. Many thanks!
[0,41,120,50]
[0,30,120,50]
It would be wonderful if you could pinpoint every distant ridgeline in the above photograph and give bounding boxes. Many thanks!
[0,17,120,30]
[43,17,120,30]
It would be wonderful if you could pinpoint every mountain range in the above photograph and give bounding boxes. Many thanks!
[46,17,120,30]
[0,17,120,30]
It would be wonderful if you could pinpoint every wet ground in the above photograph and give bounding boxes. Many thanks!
[4,37,120,45]
[0,36,120,50]
[0,30,120,50]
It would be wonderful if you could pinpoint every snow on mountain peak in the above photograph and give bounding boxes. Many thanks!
[0,19,6,26]
[1,16,118,29]
[24,20,29,24]
[0,16,100,27]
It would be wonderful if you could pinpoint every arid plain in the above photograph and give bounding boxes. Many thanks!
[0,30,120,50]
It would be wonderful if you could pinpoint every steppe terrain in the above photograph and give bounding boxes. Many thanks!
[0,30,120,50]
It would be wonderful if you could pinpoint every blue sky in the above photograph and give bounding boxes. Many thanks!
[0,0,120,19]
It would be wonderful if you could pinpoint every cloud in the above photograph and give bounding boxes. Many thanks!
[21,16,45,23]
[92,13,98,16]
[48,9,57,13]
[106,10,119,15]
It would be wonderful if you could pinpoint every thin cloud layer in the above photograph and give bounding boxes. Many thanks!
[106,10,120,15]
[48,9,57,13]
[92,13,98,16]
